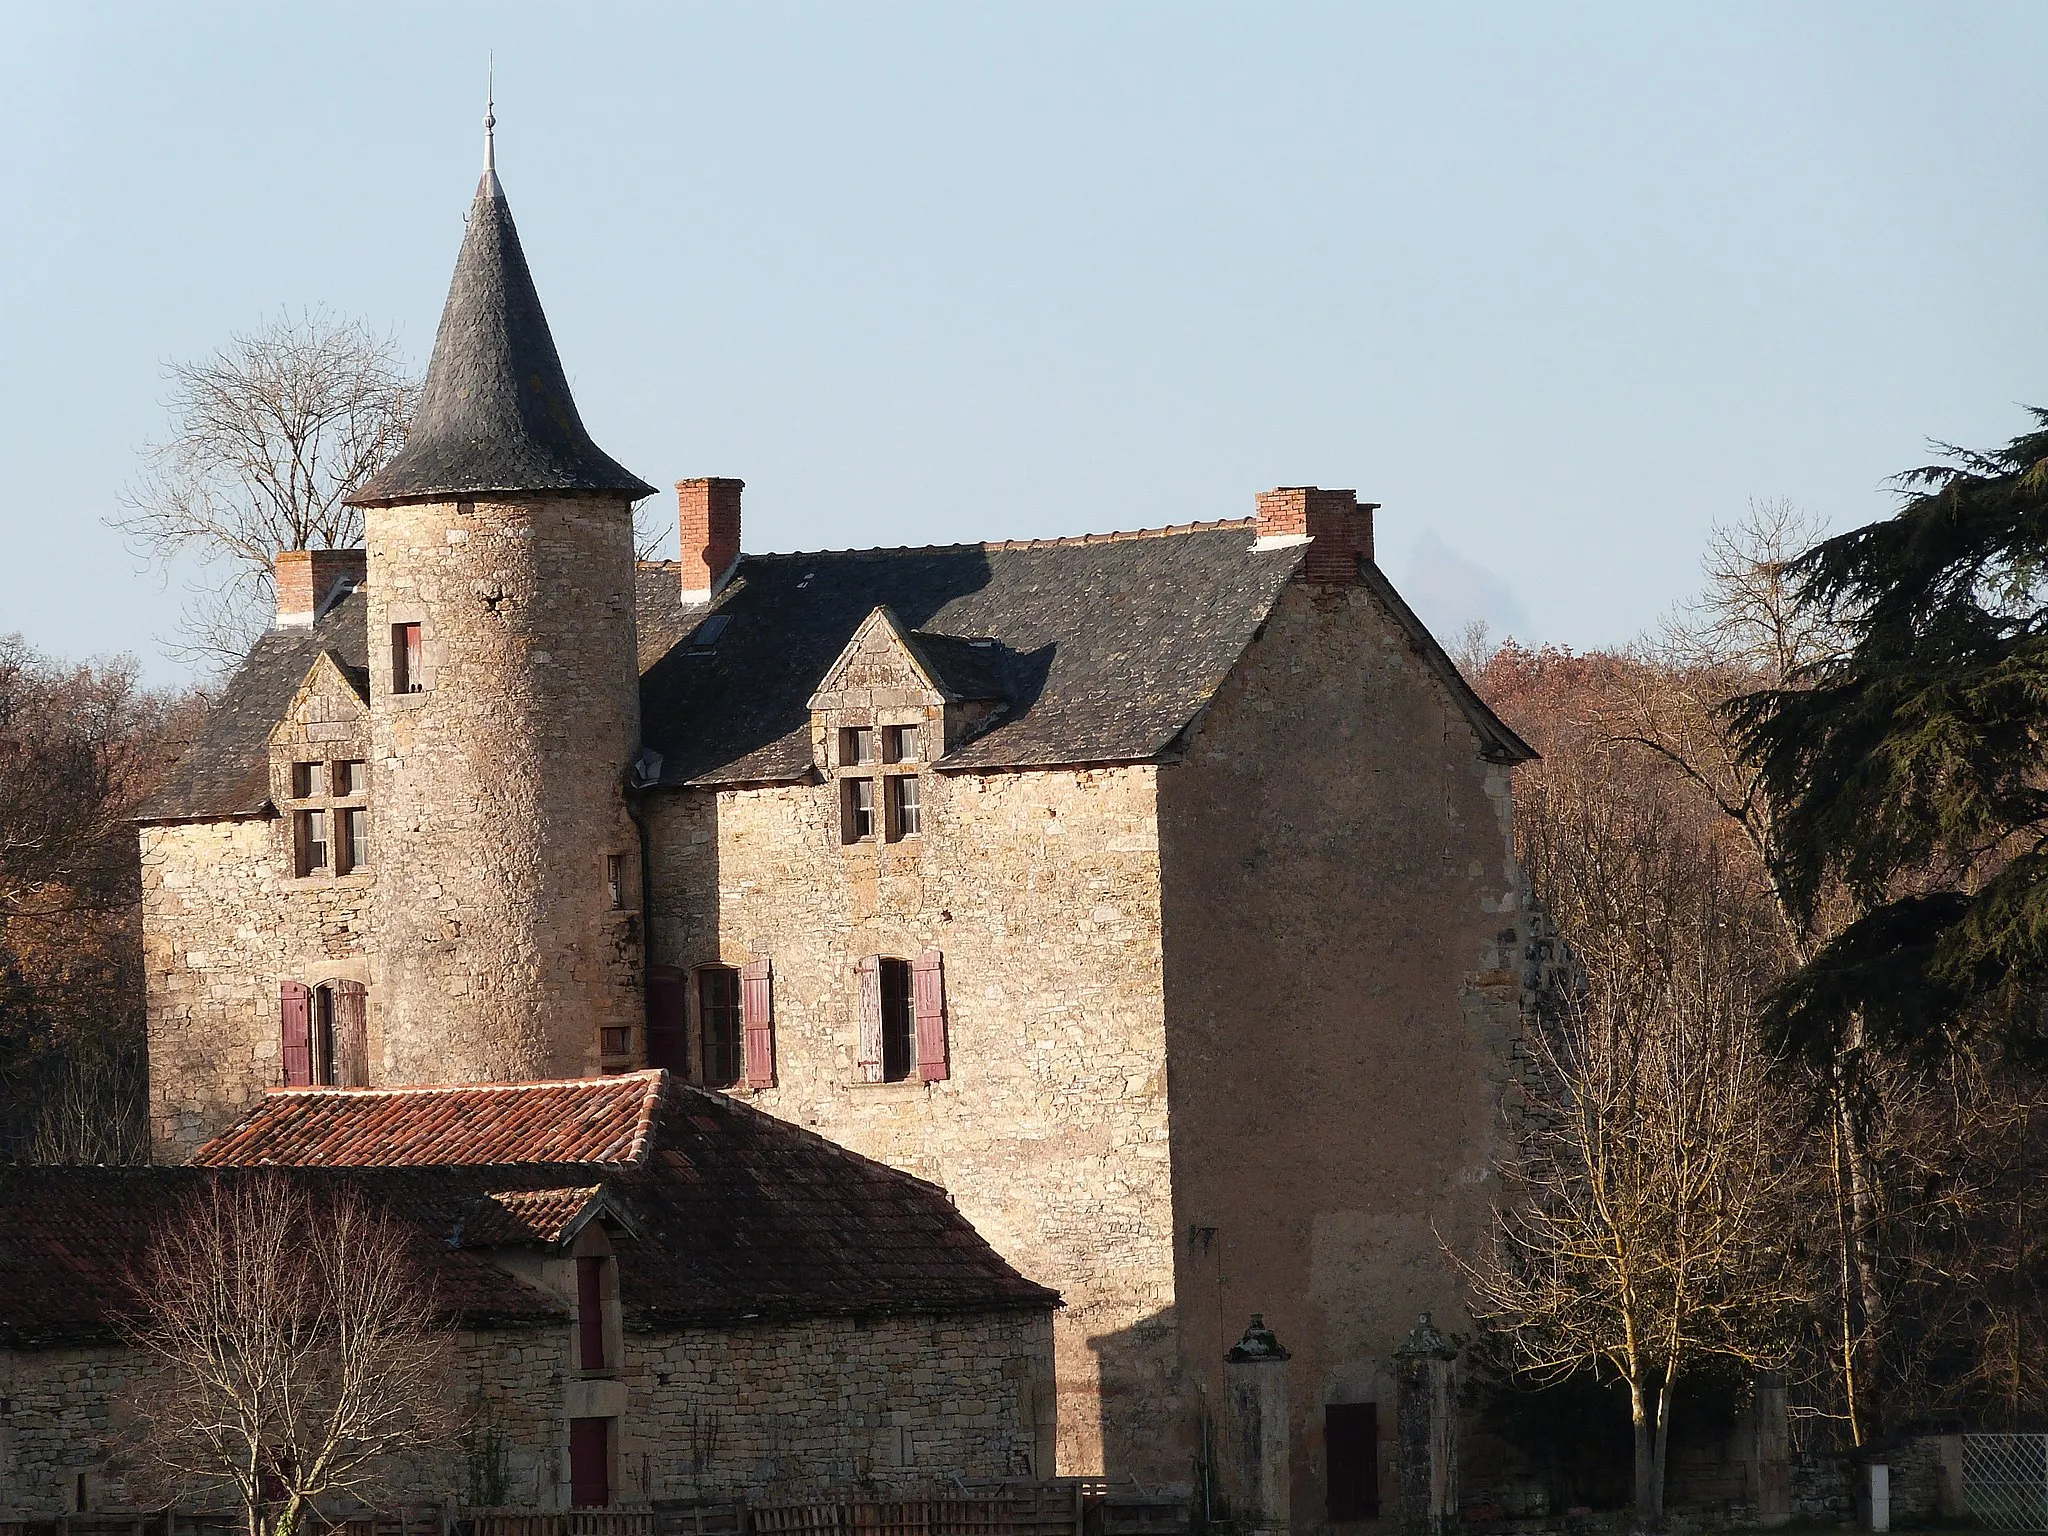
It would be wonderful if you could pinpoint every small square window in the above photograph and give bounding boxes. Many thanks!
[600,1025,634,1058]
[887,774,922,839]
[291,761,323,798]
[841,727,876,766]
[883,724,919,763]
[334,760,364,796]
[843,777,876,842]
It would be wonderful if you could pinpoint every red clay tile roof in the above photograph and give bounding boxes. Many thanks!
[174,1074,1060,1331]
[455,1185,606,1246]
[190,1072,665,1168]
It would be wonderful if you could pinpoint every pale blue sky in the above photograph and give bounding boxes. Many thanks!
[4,4,2045,683]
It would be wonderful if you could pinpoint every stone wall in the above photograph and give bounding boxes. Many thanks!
[621,1310,1055,1500]
[1154,578,1528,1530]
[144,657,381,1158]
[141,817,373,1159]
[364,494,645,1087]
[0,1308,1047,1514]
[641,763,1174,1481]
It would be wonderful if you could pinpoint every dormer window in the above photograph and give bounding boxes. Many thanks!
[887,774,921,838]
[289,759,368,878]
[296,809,330,875]
[883,724,919,763]
[842,727,876,766]
[843,776,877,842]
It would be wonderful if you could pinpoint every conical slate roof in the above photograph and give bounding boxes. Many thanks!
[350,171,654,507]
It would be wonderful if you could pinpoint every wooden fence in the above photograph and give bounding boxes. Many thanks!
[2,1483,1185,1536]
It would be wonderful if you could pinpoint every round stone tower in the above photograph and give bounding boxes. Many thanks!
[346,120,651,1085]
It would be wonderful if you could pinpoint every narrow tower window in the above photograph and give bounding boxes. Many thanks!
[606,854,627,909]
[392,623,424,693]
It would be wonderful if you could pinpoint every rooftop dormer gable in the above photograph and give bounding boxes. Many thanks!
[806,607,1009,767]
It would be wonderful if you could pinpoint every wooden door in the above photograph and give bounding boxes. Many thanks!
[569,1416,610,1507]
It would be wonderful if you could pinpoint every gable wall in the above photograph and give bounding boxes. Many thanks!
[1154,578,1528,1532]
[144,662,379,1158]
[642,762,1177,1481]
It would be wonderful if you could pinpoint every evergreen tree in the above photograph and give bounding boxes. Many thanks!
[1735,408,2048,1068]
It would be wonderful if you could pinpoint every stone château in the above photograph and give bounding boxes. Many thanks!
[129,117,1540,1528]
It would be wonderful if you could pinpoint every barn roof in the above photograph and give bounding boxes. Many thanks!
[188,1072,665,1168]
[0,1075,1056,1348]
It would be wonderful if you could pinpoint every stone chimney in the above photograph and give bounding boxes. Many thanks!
[678,478,744,603]
[1254,486,1377,583]
[274,548,367,628]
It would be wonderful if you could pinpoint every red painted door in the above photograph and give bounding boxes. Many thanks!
[569,1416,610,1507]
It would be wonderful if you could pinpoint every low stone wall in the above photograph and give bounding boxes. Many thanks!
[621,1309,1057,1501]
[0,1309,1053,1516]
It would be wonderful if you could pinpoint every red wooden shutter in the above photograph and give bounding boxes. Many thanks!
[576,1256,607,1369]
[279,981,313,1086]
[334,980,368,1087]
[646,971,689,1076]
[856,956,884,1082]
[912,949,949,1082]
[741,958,775,1089]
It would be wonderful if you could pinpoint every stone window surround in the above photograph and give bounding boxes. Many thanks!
[828,712,928,848]
[280,756,371,885]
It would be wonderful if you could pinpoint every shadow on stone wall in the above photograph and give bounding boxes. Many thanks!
[1087,1305,1192,1488]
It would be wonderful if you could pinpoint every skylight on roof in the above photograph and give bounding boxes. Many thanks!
[689,615,730,650]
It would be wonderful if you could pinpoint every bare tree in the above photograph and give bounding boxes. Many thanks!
[1457,758,1806,1522]
[0,635,203,1162]
[114,309,417,669]
[120,1175,454,1536]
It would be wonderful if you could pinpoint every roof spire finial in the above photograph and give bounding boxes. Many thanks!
[482,54,502,196]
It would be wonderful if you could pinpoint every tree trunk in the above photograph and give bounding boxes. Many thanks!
[1832,1047,1884,1441]
[1651,1361,1679,1520]
[1630,1375,1657,1529]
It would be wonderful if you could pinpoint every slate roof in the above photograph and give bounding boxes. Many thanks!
[142,519,1529,820]
[349,171,653,507]
[137,588,369,822]
[189,1073,665,1168]
[640,521,1308,785]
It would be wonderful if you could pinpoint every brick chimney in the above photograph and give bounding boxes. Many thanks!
[1253,487,1377,583]
[274,548,367,628]
[677,478,744,602]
